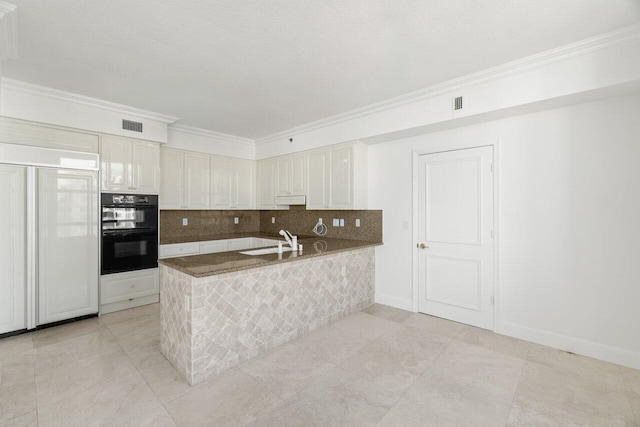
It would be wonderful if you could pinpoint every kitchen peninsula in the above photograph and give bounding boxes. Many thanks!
[158,236,380,385]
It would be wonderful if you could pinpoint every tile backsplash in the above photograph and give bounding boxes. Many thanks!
[160,206,382,243]
[160,210,260,241]
[261,206,382,242]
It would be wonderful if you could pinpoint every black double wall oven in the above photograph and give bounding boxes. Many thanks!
[101,194,158,275]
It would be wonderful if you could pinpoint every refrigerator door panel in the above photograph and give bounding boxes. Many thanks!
[38,168,99,325]
[0,164,27,334]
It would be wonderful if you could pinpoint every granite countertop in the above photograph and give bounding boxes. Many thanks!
[158,237,382,277]
[160,232,295,245]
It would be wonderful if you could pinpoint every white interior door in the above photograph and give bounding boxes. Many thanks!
[0,164,26,334]
[38,168,99,325]
[417,146,494,330]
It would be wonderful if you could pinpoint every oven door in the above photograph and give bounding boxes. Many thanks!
[101,230,158,275]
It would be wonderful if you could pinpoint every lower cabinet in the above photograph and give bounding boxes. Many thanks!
[159,237,283,260]
[100,269,159,315]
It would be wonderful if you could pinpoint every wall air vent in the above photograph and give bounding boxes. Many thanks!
[453,96,463,112]
[122,119,143,133]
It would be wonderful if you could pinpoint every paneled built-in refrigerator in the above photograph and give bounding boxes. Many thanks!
[0,143,99,334]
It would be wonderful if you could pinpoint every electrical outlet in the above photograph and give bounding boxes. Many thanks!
[339,219,344,227]
[355,219,360,227]
[271,217,275,224]
[234,217,239,224]
[332,218,339,227]
[182,218,188,226]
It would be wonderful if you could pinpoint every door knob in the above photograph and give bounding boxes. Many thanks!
[417,243,429,249]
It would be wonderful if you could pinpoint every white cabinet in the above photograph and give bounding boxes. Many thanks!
[158,242,200,259]
[160,148,185,209]
[0,165,26,334]
[306,150,328,209]
[160,237,284,259]
[306,142,368,210]
[227,238,253,251]
[101,135,160,194]
[100,269,159,305]
[185,153,211,209]
[277,154,306,196]
[38,168,99,325]
[233,160,256,209]
[200,240,228,254]
[0,144,100,331]
[160,148,210,210]
[211,156,234,209]
[257,159,278,209]
[211,157,255,209]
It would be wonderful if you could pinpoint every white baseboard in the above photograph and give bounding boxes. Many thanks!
[374,293,415,312]
[499,321,640,371]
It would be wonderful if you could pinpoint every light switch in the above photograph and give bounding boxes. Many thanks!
[271,217,275,224]
[355,219,360,227]
[339,219,344,227]
[182,218,188,226]
[234,217,239,224]
[332,218,339,227]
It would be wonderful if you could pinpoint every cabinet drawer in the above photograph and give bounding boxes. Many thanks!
[200,240,228,254]
[100,269,159,304]
[159,242,200,259]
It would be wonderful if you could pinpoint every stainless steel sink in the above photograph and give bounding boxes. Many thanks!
[239,246,292,256]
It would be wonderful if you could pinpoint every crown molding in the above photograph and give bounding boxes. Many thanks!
[0,78,180,123]
[255,24,640,145]
[169,123,255,146]
[0,1,17,61]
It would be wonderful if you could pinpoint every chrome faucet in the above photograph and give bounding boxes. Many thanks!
[279,229,297,250]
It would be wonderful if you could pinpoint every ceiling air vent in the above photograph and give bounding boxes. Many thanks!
[122,119,143,133]
[453,96,463,112]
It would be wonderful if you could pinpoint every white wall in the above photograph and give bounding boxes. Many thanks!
[166,127,255,159]
[255,26,640,159]
[369,92,640,369]
[0,79,173,143]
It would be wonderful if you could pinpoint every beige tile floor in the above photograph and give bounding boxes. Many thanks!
[0,302,638,426]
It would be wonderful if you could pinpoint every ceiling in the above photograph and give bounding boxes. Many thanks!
[2,1,639,140]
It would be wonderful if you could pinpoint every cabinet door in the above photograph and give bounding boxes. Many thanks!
[131,141,160,194]
[38,168,99,325]
[306,151,328,209]
[211,156,233,209]
[227,238,253,251]
[257,159,277,209]
[276,157,291,196]
[328,146,353,209]
[199,240,228,254]
[234,160,255,209]
[160,148,185,209]
[290,154,306,195]
[0,165,26,334]
[100,135,132,192]
[184,152,210,209]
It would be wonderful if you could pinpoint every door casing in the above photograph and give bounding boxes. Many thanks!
[412,139,500,331]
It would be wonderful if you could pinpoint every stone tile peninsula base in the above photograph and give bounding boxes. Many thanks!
[160,247,375,385]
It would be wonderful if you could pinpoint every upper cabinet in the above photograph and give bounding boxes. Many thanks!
[231,159,256,209]
[161,149,255,210]
[276,154,306,196]
[257,158,281,209]
[101,135,160,194]
[160,148,210,210]
[211,156,255,210]
[306,142,368,210]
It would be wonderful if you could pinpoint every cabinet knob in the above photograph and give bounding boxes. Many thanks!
[417,243,429,249]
